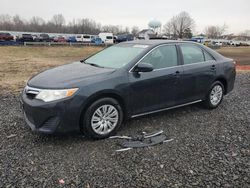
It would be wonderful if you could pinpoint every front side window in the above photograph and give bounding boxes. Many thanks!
[180,45,205,65]
[106,36,113,39]
[140,45,178,69]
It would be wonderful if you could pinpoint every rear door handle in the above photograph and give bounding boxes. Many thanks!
[173,70,181,84]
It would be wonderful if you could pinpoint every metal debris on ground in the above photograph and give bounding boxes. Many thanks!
[110,130,174,152]
[6,134,17,139]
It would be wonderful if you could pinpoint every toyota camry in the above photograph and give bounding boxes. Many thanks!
[21,40,236,139]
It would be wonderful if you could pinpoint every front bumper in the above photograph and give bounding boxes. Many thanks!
[21,90,85,134]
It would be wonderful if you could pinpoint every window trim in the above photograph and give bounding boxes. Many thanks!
[129,44,180,73]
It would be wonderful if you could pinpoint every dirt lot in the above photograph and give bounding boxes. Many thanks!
[0,46,103,94]
[217,47,250,65]
[0,46,250,187]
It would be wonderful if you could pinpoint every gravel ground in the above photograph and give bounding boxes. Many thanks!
[0,73,249,188]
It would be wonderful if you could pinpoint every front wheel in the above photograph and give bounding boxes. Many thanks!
[203,81,224,109]
[82,98,123,139]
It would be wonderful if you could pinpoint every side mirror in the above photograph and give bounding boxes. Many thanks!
[133,63,153,73]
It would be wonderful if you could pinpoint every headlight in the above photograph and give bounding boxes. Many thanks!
[35,88,78,102]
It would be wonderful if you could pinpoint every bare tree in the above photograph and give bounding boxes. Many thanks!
[163,22,173,38]
[12,15,25,31]
[50,14,65,27]
[0,14,13,30]
[131,26,139,36]
[204,24,228,39]
[29,17,45,32]
[101,25,126,35]
[164,11,195,39]
[237,30,250,40]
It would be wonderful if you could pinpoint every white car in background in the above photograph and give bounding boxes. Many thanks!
[215,41,223,46]
[99,33,114,44]
[75,34,93,43]
[76,35,83,42]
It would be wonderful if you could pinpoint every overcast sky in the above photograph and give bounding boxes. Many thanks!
[1,0,250,34]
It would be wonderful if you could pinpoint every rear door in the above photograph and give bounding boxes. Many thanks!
[177,44,217,104]
[129,44,183,115]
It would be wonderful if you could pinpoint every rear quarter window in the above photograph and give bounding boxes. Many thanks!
[204,50,215,61]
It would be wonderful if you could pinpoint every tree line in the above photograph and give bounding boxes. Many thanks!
[0,14,137,35]
[0,12,248,39]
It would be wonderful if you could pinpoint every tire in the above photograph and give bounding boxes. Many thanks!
[82,98,123,139]
[203,81,224,109]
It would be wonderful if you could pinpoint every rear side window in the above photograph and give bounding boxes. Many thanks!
[204,51,215,61]
[106,36,113,39]
[180,45,205,65]
[140,45,178,69]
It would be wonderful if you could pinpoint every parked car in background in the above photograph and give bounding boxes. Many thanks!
[76,35,83,42]
[37,33,51,42]
[82,35,92,43]
[32,34,38,41]
[75,34,94,43]
[229,41,241,46]
[53,36,67,43]
[18,34,34,42]
[91,37,103,45]
[0,32,14,41]
[99,32,114,44]
[215,41,223,46]
[116,34,134,43]
[67,36,77,43]
[21,40,236,139]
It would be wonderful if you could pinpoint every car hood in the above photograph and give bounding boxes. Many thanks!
[28,62,115,88]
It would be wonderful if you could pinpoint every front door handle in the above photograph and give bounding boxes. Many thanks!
[174,70,181,77]
[211,65,216,70]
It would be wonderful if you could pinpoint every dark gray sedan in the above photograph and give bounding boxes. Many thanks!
[21,40,236,139]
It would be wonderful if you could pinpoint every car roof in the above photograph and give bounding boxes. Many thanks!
[122,39,198,46]
[120,39,226,61]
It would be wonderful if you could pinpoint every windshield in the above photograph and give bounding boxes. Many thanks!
[85,44,148,69]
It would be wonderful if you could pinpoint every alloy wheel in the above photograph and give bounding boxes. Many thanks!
[91,104,119,135]
[210,85,223,106]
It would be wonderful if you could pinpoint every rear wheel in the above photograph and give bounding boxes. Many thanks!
[82,98,123,139]
[203,81,224,109]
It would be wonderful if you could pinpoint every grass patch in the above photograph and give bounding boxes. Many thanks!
[0,46,103,94]
[216,47,250,65]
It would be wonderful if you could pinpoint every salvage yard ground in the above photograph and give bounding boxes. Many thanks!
[0,46,250,187]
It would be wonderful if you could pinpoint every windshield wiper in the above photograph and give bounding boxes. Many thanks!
[84,62,104,68]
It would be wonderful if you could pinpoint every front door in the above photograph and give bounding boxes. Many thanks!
[128,45,182,115]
